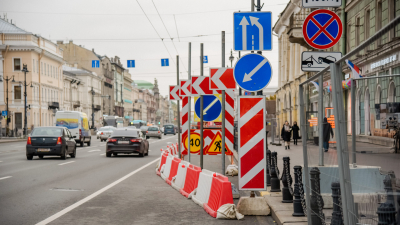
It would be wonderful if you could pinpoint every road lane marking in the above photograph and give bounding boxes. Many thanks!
[0,176,12,180]
[88,149,101,152]
[58,161,75,166]
[100,153,105,156]
[36,157,160,225]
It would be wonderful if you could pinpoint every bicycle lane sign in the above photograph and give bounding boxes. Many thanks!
[302,9,342,50]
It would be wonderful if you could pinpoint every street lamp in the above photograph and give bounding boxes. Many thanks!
[22,64,29,137]
[229,49,235,67]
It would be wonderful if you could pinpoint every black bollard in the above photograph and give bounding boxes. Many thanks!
[281,157,293,203]
[377,174,397,225]
[331,181,343,225]
[270,151,281,192]
[310,167,325,225]
[266,150,271,186]
[292,165,305,216]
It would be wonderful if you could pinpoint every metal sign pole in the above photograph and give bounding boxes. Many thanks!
[177,55,181,158]
[221,31,226,175]
[188,42,191,163]
[200,43,204,169]
[318,73,324,166]
[351,78,356,166]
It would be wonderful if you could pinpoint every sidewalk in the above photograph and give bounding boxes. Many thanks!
[0,137,27,143]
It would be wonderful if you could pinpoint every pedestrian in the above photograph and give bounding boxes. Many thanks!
[292,121,300,145]
[323,117,334,152]
[281,121,292,150]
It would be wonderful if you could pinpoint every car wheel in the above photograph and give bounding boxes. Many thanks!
[113,153,118,156]
[80,140,84,147]
[61,147,68,160]
[70,146,76,158]
[174,133,176,135]
[27,155,33,160]
[139,152,144,157]
[146,136,149,139]
[106,153,111,157]
[159,136,162,139]
[88,139,91,146]
[97,137,99,139]
[38,155,44,159]
[164,134,166,136]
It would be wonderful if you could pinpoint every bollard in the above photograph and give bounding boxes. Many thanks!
[310,167,325,225]
[292,165,305,217]
[270,151,281,192]
[331,181,343,225]
[266,150,271,186]
[281,157,293,203]
[377,174,397,225]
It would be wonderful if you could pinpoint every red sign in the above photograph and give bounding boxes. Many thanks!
[191,76,213,95]
[210,68,236,90]
[169,85,181,100]
[180,80,191,96]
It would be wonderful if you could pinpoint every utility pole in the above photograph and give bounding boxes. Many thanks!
[255,0,263,96]
[188,42,191,163]
[200,43,204,169]
[22,64,29,137]
[221,31,226,175]
[109,95,111,115]
[177,55,181,158]
[91,87,95,129]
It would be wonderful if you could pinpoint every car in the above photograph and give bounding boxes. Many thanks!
[146,126,162,139]
[106,128,149,157]
[160,127,164,133]
[97,126,113,139]
[99,126,116,142]
[163,124,176,135]
[26,127,77,160]
[140,126,149,136]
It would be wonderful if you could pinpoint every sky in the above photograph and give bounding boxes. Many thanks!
[1,0,290,97]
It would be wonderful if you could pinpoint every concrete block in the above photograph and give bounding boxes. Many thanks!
[236,196,270,215]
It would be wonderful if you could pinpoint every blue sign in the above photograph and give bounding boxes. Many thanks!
[203,56,208,63]
[2,111,6,116]
[161,58,169,67]
[127,60,135,68]
[195,95,221,122]
[234,12,272,51]
[92,60,100,68]
[244,91,252,96]
[234,53,272,92]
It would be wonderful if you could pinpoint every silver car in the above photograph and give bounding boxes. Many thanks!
[99,127,116,142]
[146,126,162,139]
[96,127,111,139]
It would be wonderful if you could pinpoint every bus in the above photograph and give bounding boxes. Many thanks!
[129,120,146,129]
[103,116,124,128]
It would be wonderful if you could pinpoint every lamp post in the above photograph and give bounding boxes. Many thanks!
[22,64,29,137]
[229,49,234,67]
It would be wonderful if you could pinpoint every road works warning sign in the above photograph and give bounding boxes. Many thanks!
[181,129,232,156]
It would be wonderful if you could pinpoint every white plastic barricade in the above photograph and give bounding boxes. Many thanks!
[192,169,215,207]
[156,151,164,172]
[171,161,190,191]
[161,155,174,180]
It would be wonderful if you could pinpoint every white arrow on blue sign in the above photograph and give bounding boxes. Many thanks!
[234,53,272,92]
[127,60,135,68]
[92,60,100,68]
[234,12,272,51]
[161,58,169,67]
[194,95,221,122]
[203,56,208,63]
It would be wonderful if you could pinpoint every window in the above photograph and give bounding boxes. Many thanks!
[14,58,21,71]
[365,9,370,50]
[33,59,35,72]
[14,86,22,100]
[37,61,39,74]
[355,17,360,46]
[47,65,49,76]
[41,62,43,74]
[377,1,383,45]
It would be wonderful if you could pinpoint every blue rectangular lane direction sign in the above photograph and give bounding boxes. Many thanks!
[92,60,100,68]
[161,58,169,67]
[234,12,272,51]
[2,111,7,116]
[203,56,208,63]
[127,60,135,68]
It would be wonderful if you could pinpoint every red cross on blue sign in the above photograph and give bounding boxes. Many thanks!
[303,9,343,50]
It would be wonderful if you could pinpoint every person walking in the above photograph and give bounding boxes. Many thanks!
[281,121,292,150]
[292,121,300,145]
[323,117,334,152]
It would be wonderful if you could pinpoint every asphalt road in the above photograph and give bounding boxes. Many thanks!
[0,135,275,225]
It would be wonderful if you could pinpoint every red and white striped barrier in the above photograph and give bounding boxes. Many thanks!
[166,157,182,185]
[192,169,215,207]
[156,151,169,176]
[180,164,201,198]
[204,174,234,218]
[171,161,190,191]
[161,155,173,180]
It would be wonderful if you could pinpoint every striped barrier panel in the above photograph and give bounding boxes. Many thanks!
[161,155,173,180]
[166,157,182,185]
[204,174,234,218]
[192,169,215,207]
[171,161,190,191]
[180,164,202,198]
[156,151,169,176]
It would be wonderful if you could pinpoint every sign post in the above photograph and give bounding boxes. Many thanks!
[176,55,181,158]
[221,31,226,176]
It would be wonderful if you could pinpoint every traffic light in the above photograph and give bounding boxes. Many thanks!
[158,122,160,124]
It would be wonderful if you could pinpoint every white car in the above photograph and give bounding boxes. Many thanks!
[99,126,116,142]
[97,127,113,139]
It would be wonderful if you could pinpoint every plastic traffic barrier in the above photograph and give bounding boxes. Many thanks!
[156,151,169,176]
[171,161,190,191]
[161,155,173,180]
[166,157,182,185]
[204,174,234,218]
[192,169,215,207]
[180,164,201,198]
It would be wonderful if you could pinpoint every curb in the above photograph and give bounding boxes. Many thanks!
[0,139,27,143]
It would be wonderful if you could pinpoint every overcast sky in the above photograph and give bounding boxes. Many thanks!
[1,0,289,97]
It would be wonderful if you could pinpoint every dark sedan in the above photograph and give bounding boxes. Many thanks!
[26,127,77,160]
[106,128,149,157]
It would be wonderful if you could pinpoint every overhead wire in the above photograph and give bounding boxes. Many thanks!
[173,15,180,42]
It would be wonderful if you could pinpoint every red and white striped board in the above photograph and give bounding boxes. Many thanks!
[181,96,190,150]
[180,80,191,96]
[238,96,266,191]
[224,89,235,154]
[169,85,181,100]
[191,76,218,96]
[210,68,236,90]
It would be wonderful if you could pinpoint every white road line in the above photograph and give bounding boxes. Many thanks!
[88,149,101,152]
[0,176,12,180]
[36,157,160,225]
[58,161,75,166]
[100,153,105,156]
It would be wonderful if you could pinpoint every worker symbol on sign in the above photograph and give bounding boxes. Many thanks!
[214,140,222,152]
[303,9,342,50]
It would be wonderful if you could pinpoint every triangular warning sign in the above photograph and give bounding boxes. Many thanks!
[205,132,233,155]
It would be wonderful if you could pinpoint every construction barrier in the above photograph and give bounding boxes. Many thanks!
[180,164,202,198]
[166,157,182,185]
[161,155,173,180]
[156,151,169,176]
[204,174,234,218]
[171,161,190,191]
[192,169,215,207]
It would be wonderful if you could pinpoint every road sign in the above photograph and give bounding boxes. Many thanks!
[194,94,222,122]
[161,58,169,67]
[92,60,100,68]
[234,12,272,51]
[127,60,135,68]
[302,0,342,8]
[203,56,208,63]
[234,53,272,92]
[181,129,233,155]
[301,51,342,72]
[238,96,266,191]
[169,85,181,100]
[303,9,342,50]
[244,91,252,96]
[180,80,191,96]
[191,76,215,95]
[210,68,236,90]
[181,96,190,151]
[2,111,7,116]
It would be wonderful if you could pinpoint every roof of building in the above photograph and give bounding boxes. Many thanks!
[133,80,154,89]
[63,65,97,77]
[0,17,29,34]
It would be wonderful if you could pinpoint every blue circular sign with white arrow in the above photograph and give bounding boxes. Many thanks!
[195,95,222,122]
[233,53,272,92]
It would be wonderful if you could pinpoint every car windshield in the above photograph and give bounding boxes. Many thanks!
[165,125,174,129]
[111,130,138,137]
[148,127,158,131]
[98,127,107,131]
[140,126,148,131]
[31,128,63,136]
